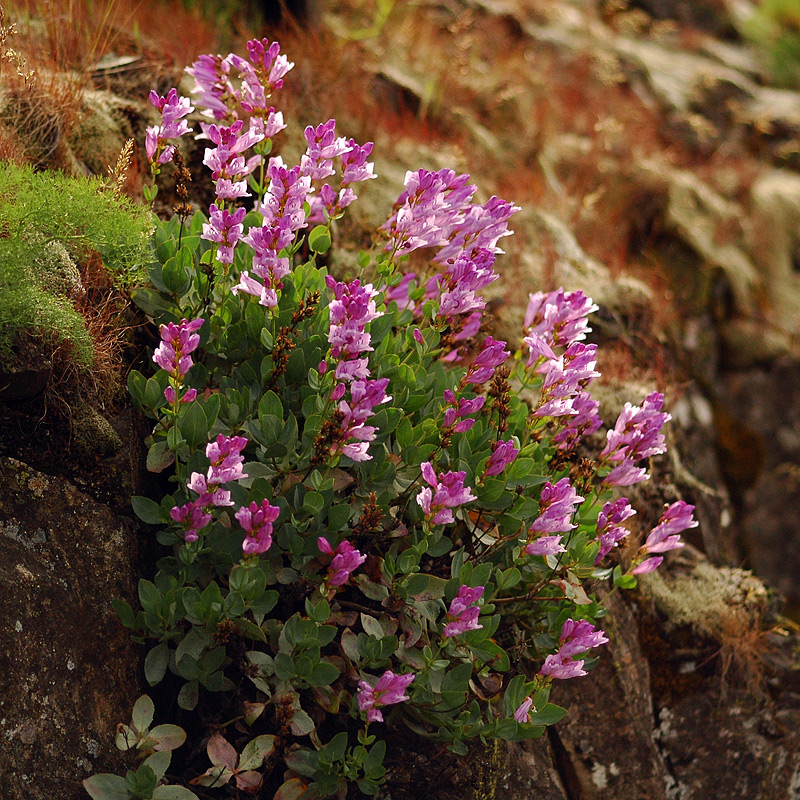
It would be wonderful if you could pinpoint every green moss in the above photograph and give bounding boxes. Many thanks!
[0,161,152,368]
[743,0,800,89]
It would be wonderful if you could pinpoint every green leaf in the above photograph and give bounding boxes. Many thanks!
[143,750,171,781]
[127,369,146,406]
[307,661,340,687]
[145,643,170,686]
[238,734,277,771]
[132,694,155,733]
[152,786,200,800]
[82,774,129,800]
[131,496,163,525]
[150,724,187,752]
[308,225,331,253]
[290,708,316,736]
[274,778,309,800]
[178,401,209,449]
[528,703,569,726]
[177,680,199,711]
[112,598,136,629]
[146,440,175,473]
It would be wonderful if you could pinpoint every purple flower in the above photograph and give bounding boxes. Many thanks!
[594,498,635,563]
[170,500,212,543]
[357,670,414,723]
[532,343,600,420]
[551,391,602,451]
[236,500,280,554]
[416,462,476,525]
[524,535,565,556]
[331,378,392,462]
[202,119,263,200]
[539,653,588,680]
[186,53,238,121]
[326,277,382,362]
[528,478,584,534]
[202,204,247,263]
[483,439,519,478]
[260,157,312,232]
[464,336,510,385]
[442,390,486,434]
[514,697,534,723]
[318,537,366,586]
[524,288,598,350]
[435,195,520,264]
[381,168,475,254]
[301,119,349,181]
[631,501,697,574]
[442,585,484,638]
[206,434,249,484]
[558,619,610,657]
[187,472,233,508]
[152,318,204,379]
[538,618,608,680]
[244,38,293,92]
[601,392,671,487]
[435,248,498,319]
[145,88,193,165]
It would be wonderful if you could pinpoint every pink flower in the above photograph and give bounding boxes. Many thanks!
[357,670,414,723]
[442,585,484,637]
[152,318,204,379]
[601,392,671,487]
[236,500,280,555]
[464,336,510,385]
[631,501,697,574]
[145,88,193,165]
[594,498,635,563]
[416,462,476,525]
[202,204,248,263]
[318,537,366,586]
[528,478,584,534]
[524,535,565,556]
[170,500,212,542]
[514,697,534,723]
[524,288,598,350]
[206,435,249,484]
[538,619,608,681]
[483,439,519,478]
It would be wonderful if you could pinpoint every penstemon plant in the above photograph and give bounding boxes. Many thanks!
[86,39,698,800]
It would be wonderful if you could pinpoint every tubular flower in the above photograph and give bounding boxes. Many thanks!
[202,204,247,263]
[236,500,280,555]
[153,318,204,404]
[145,88,194,166]
[551,391,602,451]
[538,619,608,680]
[416,462,476,525]
[442,389,486,434]
[318,537,366,586]
[381,168,475,254]
[514,697,534,724]
[594,498,636,564]
[463,336,511,385]
[331,378,392,462]
[357,670,414,723]
[524,288,599,352]
[532,342,601,419]
[186,53,239,121]
[631,500,697,575]
[442,585,484,638]
[170,501,212,543]
[600,392,671,487]
[205,434,249,485]
[261,157,312,232]
[483,439,519,478]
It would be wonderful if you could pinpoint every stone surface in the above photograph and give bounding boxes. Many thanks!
[0,457,141,800]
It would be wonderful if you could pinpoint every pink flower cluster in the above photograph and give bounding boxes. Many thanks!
[539,618,609,680]
[600,392,671,487]
[357,670,414,723]
[318,537,366,586]
[152,318,204,404]
[300,120,377,222]
[201,120,263,202]
[170,435,248,542]
[594,497,636,563]
[525,477,584,556]
[416,462,476,525]
[324,277,391,462]
[442,389,485,435]
[145,88,193,166]
[187,39,293,123]
[442,585,484,638]
[463,336,511,386]
[483,439,519,478]
[632,501,697,574]
[236,500,280,555]
[202,204,247,264]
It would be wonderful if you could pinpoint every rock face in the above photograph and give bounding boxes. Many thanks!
[0,457,141,800]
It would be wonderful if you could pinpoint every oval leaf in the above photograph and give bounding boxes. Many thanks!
[274,778,309,800]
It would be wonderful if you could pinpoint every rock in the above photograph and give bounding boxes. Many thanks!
[0,457,141,800]
[553,592,670,800]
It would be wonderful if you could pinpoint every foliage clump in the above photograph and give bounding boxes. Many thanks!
[89,38,701,800]
[743,0,800,88]
[0,161,151,369]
